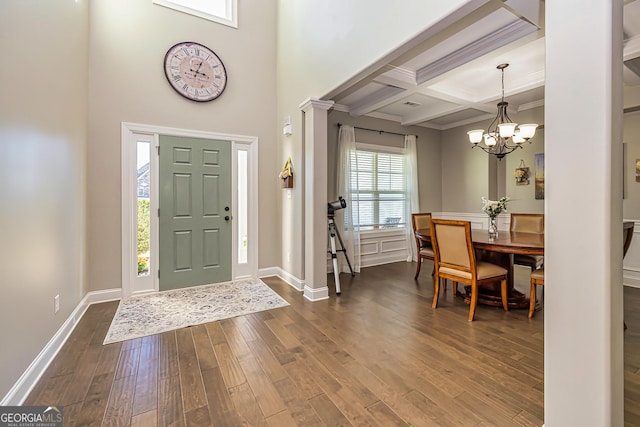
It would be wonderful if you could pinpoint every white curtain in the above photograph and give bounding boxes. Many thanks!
[404,135,420,262]
[336,125,361,273]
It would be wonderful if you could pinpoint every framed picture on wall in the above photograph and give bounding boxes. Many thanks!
[535,153,545,200]
[514,160,530,186]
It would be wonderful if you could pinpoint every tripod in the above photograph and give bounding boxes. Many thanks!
[328,213,354,295]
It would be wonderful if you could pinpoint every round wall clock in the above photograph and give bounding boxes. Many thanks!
[163,41,227,102]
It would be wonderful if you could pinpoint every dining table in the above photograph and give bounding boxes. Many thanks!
[415,227,544,309]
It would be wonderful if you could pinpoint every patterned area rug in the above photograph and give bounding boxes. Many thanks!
[103,278,289,344]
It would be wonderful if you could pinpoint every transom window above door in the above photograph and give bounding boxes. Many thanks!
[153,0,237,28]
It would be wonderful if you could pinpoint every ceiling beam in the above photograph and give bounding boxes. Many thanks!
[416,19,538,85]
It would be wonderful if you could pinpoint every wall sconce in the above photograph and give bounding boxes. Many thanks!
[283,115,292,136]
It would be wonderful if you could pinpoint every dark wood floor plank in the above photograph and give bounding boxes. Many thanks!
[245,312,297,366]
[273,376,324,427]
[229,382,269,427]
[115,345,141,380]
[210,329,247,388]
[403,390,466,427]
[25,373,74,406]
[307,393,352,427]
[245,333,289,383]
[131,410,157,427]
[158,375,184,427]
[292,346,382,426]
[94,342,123,376]
[239,355,288,418]
[102,374,137,426]
[175,328,208,413]
[132,340,159,416]
[365,401,409,427]
[287,323,379,407]
[219,317,253,360]
[264,316,302,349]
[191,325,218,371]
[343,359,443,427]
[201,366,245,427]
[73,371,117,427]
[158,331,179,380]
[280,358,324,400]
[21,263,640,426]
[266,410,298,427]
[184,405,212,427]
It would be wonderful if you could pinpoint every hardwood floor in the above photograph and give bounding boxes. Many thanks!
[24,261,640,426]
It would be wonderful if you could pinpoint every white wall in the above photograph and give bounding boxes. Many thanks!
[87,0,279,292]
[276,0,476,280]
[0,1,89,399]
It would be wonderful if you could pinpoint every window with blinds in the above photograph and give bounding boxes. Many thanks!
[351,148,406,231]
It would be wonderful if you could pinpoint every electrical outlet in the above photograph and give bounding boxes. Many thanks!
[54,294,60,314]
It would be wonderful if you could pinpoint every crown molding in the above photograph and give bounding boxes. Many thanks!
[299,98,334,112]
[416,19,538,85]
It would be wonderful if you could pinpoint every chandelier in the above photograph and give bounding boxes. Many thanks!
[467,63,538,159]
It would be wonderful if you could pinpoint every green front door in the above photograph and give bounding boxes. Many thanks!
[159,135,232,290]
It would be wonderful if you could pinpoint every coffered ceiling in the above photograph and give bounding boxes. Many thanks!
[329,0,640,131]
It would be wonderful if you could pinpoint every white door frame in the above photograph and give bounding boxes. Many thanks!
[121,122,259,297]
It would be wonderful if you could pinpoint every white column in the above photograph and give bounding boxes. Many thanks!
[545,1,624,425]
[300,98,334,301]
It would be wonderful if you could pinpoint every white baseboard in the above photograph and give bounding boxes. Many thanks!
[0,288,122,406]
[303,284,329,301]
[624,267,640,288]
[259,266,305,291]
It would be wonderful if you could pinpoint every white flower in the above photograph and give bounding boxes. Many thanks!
[481,196,509,219]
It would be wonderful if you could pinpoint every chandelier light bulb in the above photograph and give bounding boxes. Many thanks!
[484,134,497,147]
[518,124,538,140]
[467,129,484,144]
[498,123,516,138]
[512,131,525,144]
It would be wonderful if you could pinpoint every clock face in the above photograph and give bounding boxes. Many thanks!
[164,42,227,102]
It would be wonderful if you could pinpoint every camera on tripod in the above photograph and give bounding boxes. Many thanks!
[328,196,346,216]
[326,195,354,295]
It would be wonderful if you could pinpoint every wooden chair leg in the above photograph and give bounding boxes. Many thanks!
[468,283,478,321]
[414,258,422,280]
[501,278,508,312]
[432,275,441,308]
[529,280,537,318]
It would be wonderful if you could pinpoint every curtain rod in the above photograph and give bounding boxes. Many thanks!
[337,123,415,139]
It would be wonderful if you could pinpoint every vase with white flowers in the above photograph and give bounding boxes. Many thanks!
[481,196,510,238]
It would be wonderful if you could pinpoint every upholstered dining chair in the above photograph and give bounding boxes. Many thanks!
[529,268,544,318]
[430,219,509,321]
[510,213,544,270]
[411,213,435,280]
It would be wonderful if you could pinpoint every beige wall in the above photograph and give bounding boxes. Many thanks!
[441,105,545,214]
[87,0,278,292]
[0,1,89,398]
[276,0,475,279]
